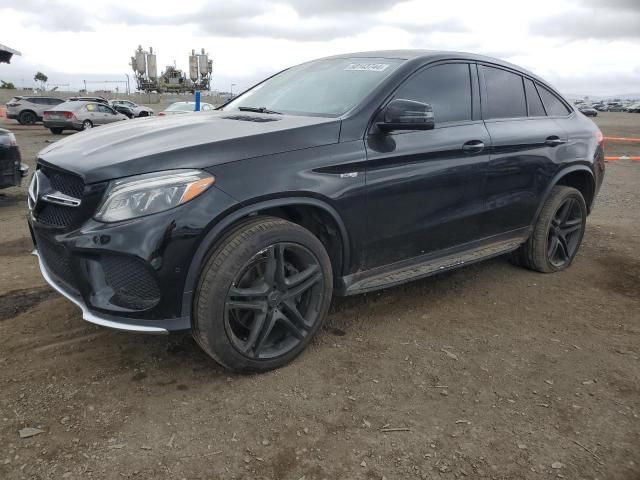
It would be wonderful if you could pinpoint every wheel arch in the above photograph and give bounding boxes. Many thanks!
[181,196,351,320]
[19,109,38,120]
[533,165,596,226]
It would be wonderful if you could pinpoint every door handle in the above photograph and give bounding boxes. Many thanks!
[545,135,566,147]
[462,140,485,154]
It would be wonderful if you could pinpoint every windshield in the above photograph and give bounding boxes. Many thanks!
[166,103,196,112]
[223,58,403,117]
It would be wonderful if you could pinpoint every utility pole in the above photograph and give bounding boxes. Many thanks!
[230,83,236,98]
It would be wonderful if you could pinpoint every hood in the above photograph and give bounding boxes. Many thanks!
[38,111,341,183]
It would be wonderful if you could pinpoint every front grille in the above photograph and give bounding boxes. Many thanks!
[37,204,75,227]
[34,165,85,228]
[36,232,77,289]
[40,165,84,198]
[101,255,161,310]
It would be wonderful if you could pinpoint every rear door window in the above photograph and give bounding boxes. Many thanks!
[482,66,527,119]
[524,79,546,117]
[393,63,472,124]
[537,85,571,116]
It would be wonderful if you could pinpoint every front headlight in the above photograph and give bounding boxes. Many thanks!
[95,169,214,223]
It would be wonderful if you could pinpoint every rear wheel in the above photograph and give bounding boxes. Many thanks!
[193,217,333,373]
[511,186,587,273]
[19,111,37,125]
[49,128,63,134]
[82,120,93,130]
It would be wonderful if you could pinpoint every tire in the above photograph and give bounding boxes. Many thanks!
[82,120,93,130]
[19,111,37,125]
[49,128,63,134]
[193,216,333,373]
[511,186,587,273]
[138,111,148,117]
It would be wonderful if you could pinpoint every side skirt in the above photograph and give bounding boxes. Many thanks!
[339,228,530,296]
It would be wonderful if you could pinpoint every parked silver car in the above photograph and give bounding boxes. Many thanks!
[109,99,154,118]
[158,101,214,116]
[43,101,128,134]
[5,96,65,125]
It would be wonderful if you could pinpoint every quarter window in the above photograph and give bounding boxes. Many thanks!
[537,85,571,116]
[524,79,546,117]
[482,66,527,119]
[393,63,472,124]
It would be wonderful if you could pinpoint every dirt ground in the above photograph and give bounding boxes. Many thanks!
[0,112,639,480]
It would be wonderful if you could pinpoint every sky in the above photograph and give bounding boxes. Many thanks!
[1,0,639,97]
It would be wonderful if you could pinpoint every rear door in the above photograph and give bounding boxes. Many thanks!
[85,103,101,123]
[479,65,568,237]
[99,105,122,124]
[363,62,491,268]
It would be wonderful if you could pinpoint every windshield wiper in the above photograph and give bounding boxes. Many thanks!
[238,106,282,115]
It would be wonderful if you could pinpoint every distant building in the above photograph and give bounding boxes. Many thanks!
[0,44,21,64]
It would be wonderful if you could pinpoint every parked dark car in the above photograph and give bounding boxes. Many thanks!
[110,103,135,118]
[28,50,605,372]
[110,99,154,118]
[607,103,626,112]
[625,102,640,113]
[578,106,598,117]
[0,128,28,188]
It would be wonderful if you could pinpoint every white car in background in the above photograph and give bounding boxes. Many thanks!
[158,101,215,116]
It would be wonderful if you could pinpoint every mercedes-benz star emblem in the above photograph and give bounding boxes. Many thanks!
[28,171,39,211]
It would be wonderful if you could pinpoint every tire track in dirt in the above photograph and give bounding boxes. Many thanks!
[0,286,56,321]
[0,237,33,257]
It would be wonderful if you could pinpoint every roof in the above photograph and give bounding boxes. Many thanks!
[0,43,21,64]
[320,49,542,83]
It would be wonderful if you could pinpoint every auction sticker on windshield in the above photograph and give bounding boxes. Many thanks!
[344,63,390,72]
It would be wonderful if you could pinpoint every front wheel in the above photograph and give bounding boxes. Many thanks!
[193,216,333,373]
[511,186,587,273]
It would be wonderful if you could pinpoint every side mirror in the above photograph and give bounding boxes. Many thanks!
[378,99,435,132]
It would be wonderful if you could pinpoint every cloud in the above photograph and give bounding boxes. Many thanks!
[104,1,464,42]
[0,0,95,32]
[532,11,640,40]
[531,0,640,40]
[283,0,411,16]
[581,0,640,12]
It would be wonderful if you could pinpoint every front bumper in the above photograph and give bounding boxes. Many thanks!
[28,164,238,333]
[34,249,188,333]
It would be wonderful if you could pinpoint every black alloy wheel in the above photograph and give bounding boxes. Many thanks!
[547,197,583,268]
[510,186,587,273]
[19,111,37,125]
[225,242,324,360]
[193,216,333,372]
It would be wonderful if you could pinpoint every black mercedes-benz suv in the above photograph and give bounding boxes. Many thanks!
[28,51,605,372]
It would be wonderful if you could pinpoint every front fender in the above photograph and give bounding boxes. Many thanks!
[180,195,351,321]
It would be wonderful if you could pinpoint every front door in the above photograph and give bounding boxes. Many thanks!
[364,62,491,269]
